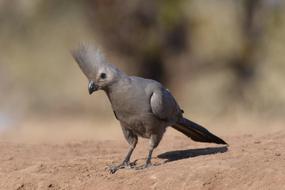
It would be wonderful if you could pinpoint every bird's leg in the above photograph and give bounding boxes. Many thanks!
[144,147,154,168]
[109,145,136,174]
[108,126,138,174]
[121,145,136,167]
[142,134,162,169]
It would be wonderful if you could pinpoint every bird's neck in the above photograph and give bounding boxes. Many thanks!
[103,74,131,102]
[104,73,129,91]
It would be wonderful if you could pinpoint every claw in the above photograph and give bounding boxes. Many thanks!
[107,161,136,174]
[134,162,154,170]
[108,165,119,174]
[144,162,153,169]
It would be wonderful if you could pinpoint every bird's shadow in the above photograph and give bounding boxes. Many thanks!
[157,146,228,163]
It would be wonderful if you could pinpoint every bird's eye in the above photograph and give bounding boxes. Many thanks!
[100,73,107,79]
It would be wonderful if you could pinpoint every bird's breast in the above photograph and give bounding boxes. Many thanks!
[108,86,151,117]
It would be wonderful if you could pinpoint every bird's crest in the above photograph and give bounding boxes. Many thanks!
[72,43,108,80]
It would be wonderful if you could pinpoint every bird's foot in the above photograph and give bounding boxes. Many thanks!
[144,162,153,168]
[108,165,121,174]
[107,161,137,174]
[134,162,154,170]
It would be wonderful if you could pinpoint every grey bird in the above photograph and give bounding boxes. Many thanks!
[72,44,227,173]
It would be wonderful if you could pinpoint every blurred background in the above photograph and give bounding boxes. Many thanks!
[0,0,284,141]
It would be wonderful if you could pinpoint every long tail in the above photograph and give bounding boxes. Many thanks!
[172,118,227,145]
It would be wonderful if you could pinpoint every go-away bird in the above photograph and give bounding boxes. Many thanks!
[72,44,227,174]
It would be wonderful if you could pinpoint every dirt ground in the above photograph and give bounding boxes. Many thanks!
[0,116,284,190]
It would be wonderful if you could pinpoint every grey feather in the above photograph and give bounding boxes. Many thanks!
[150,88,182,123]
[71,44,108,80]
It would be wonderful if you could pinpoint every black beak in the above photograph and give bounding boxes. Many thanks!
[88,80,98,95]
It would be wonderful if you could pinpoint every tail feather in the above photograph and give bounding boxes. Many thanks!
[172,118,227,145]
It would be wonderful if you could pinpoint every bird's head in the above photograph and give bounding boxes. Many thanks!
[72,44,123,94]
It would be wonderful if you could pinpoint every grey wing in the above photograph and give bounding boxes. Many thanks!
[150,88,183,123]
[71,44,106,80]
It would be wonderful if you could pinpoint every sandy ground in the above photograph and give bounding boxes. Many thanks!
[0,116,284,190]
